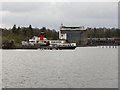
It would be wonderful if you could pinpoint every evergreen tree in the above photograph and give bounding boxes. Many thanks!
[18,26,20,30]
[29,24,32,30]
[12,24,17,33]
[41,27,46,32]
[29,24,33,37]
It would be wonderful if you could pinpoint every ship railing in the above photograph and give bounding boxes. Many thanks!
[54,43,76,47]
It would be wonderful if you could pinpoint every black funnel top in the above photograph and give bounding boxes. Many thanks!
[40,32,44,35]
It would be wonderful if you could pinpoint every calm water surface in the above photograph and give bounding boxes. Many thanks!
[2,47,118,88]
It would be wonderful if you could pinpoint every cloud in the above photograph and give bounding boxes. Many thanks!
[2,2,47,12]
[1,2,118,30]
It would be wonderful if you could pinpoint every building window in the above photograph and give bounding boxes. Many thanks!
[61,35,63,37]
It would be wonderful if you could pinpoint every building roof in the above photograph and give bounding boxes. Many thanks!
[61,26,81,28]
[60,26,85,30]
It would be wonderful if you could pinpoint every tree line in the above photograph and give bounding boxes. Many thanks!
[86,27,120,38]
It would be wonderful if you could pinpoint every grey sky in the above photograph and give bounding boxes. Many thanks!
[1,2,118,30]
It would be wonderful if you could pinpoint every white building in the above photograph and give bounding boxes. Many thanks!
[59,26,87,44]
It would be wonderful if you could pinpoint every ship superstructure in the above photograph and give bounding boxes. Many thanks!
[22,32,76,49]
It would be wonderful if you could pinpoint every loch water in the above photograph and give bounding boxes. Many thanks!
[2,47,118,88]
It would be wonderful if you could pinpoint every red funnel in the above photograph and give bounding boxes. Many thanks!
[40,32,44,40]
